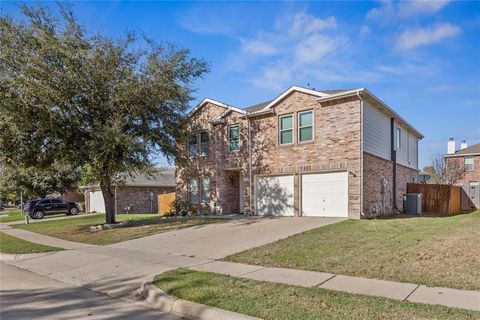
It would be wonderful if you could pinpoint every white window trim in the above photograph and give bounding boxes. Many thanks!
[298,110,314,143]
[465,156,474,171]
[395,127,401,150]
[279,114,294,146]
[200,177,211,203]
[188,178,199,204]
[200,131,209,157]
[228,124,241,152]
[188,133,198,158]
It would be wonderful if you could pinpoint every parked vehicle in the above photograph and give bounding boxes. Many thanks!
[24,199,80,219]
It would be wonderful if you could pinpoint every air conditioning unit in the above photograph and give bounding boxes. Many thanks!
[403,193,422,215]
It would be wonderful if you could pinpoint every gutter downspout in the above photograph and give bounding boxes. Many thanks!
[248,117,253,215]
[390,118,401,213]
[356,91,364,218]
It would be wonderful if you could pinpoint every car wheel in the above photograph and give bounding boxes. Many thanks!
[69,207,79,215]
[33,211,44,219]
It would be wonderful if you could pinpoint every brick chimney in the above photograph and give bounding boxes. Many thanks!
[461,140,467,150]
[447,138,456,154]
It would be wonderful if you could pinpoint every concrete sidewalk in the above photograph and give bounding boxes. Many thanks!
[0,223,93,250]
[190,261,480,311]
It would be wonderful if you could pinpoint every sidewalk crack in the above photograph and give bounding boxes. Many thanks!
[315,275,337,287]
[404,284,421,301]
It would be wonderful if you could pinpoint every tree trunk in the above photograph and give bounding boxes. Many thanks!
[100,180,116,224]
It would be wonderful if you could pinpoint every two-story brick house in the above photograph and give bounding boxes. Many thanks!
[444,139,480,209]
[176,86,423,219]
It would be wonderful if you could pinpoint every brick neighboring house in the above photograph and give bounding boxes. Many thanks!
[444,139,480,209]
[176,86,423,219]
[83,169,175,214]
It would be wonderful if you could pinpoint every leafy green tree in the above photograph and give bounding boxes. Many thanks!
[0,5,208,223]
[0,161,80,199]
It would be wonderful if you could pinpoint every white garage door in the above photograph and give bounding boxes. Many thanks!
[255,175,294,216]
[301,171,348,217]
[89,190,105,213]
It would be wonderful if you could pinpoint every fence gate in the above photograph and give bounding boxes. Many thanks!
[461,185,480,210]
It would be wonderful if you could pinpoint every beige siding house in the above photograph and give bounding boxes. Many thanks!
[176,86,423,219]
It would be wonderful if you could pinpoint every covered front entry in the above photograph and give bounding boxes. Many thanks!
[222,169,244,214]
[301,171,348,217]
[255,175,294,216]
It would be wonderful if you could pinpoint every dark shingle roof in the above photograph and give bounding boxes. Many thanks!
[241,89,354,113]
[118,169,175,187]
[243,100,273,112]
[319,89,355,94]
[454,143,480,155]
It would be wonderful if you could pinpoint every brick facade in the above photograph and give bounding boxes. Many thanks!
[177,89,420,219]
[250,93,362,218]
[363,152,418,217]
[85,186,175,214]
[445,156,480,187]
[175,102,249,215]
[116,186,175,214]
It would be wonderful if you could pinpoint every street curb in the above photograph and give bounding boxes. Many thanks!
[137,282,261,320]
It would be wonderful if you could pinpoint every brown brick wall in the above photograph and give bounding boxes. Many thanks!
[250,92,362,218]
[116,186,175,214]
[175,102,249,215]
[445,155,480,187]
[363,152,418,217]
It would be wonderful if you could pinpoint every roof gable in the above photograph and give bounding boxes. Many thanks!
[256,86,330,113]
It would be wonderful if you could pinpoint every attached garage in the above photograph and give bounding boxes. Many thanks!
[301,171,348,217]
[255,175,294,216]
[88,190,106,213]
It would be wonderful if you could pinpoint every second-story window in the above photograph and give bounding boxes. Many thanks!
[465,156,474,171]
[396,127,401,150]
[298,110,313,143]
[229,125,240,152]
[200,131,209,156]
[188,133,198,157]
[279,114,293,145]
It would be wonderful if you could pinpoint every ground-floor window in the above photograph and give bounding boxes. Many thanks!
[200,177,210,203]
[188,179,199,203]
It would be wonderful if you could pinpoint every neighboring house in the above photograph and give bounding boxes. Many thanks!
[176,86,423,219]
[83,169,175,214]
[444,139,480,209]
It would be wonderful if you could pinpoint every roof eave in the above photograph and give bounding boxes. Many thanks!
[316,88,424,139]
[444,153,480,158]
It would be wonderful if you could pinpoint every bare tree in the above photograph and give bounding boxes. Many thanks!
[432,154,465,185]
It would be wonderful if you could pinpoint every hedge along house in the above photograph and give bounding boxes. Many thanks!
[83,169,175,214]
[176,86,423,219]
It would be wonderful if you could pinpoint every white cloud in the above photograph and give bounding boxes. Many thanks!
[223,11,350,90]
[399,0,450,17]
[367,0,451,23]
[289,12,337,35]
[395,23,461,50]
[360,25,370,36]
[241,39,277,55]
[294,34,347,64]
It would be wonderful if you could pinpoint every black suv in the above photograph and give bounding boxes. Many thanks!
[24,199,80,219]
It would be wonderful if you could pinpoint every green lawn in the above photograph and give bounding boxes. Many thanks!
[154,269,478,320]
[0,232,62,254]
[225,210,480,291]
[14,214,225,245]
[0,210,24,222]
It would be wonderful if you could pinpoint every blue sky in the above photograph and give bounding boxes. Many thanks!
[2,1,479,169]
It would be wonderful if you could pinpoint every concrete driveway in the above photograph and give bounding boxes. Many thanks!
[3,216,342,318]
[0,263,181,320]
[110,216,343,259]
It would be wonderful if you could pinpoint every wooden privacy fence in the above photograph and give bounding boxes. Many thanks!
[406,183,461,214]
[158,192,176,215]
